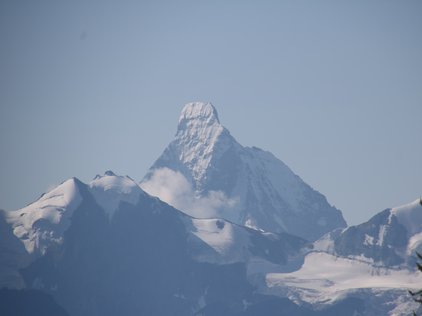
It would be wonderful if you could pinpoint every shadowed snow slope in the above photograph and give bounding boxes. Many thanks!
[142,102,346,241]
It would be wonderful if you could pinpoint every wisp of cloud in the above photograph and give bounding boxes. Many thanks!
[140,168,238,219]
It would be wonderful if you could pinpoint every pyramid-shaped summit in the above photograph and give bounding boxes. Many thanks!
[178,102,220,124]
[170,102,236,186]
[142,102,346,241]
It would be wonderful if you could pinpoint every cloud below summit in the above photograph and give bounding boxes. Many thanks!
[140,168,238,219]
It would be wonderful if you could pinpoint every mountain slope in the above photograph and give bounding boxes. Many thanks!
[0,210,28,289]
[1,172,316,316]
[261,198,422,315]
[5,172,308,270]
[5,172,147,259]
[314,198,422,267]
[142,102,346,241]
[5,178,83,258]
[265,252,422,316]
[0,289,70,316]
[261,199,422,316]
[3,177,420,315]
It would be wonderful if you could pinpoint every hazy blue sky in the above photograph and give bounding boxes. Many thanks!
[1,0,421,225]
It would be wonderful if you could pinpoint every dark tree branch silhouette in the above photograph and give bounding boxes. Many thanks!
[410,252,422,316]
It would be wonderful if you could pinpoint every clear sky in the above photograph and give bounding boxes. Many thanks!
[1,0,421,225]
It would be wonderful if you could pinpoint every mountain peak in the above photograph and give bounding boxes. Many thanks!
[94,170,117,180]
[104,170,116,177]
[144,101,347,241]
[178,102,220,131]
[168,102,234,185]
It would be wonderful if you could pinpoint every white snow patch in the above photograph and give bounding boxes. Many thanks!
[364,234,375,246]
[377,225,387,246]
[244,218,260,231]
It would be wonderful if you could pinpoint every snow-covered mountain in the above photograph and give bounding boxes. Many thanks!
[5,171,146,258]
[5,178,84,258]
[142,102,347,241]
[5,172,308,270]
[258,198,422,315]
[1,102,420,315]
[3,173,420,315]
[2,172,323,315]
[314,198,422,267]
